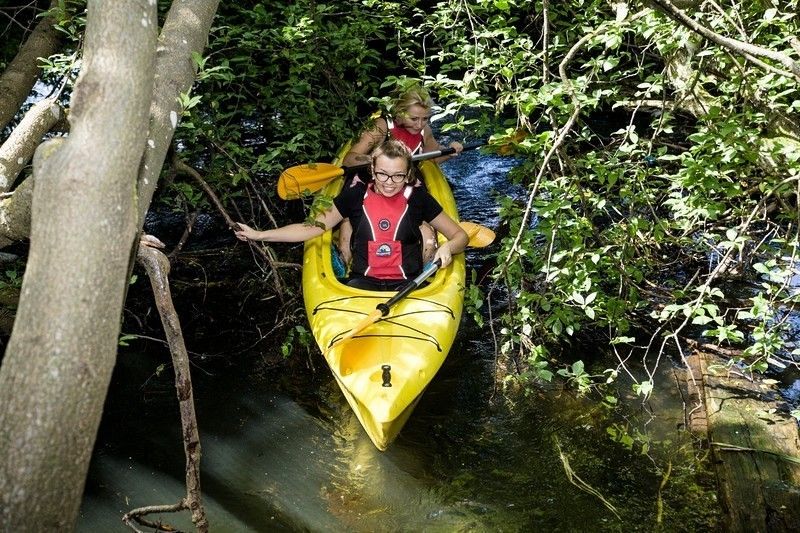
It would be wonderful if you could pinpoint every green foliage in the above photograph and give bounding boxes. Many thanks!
[167,0,395,217]
[0,0,83,127]
[363,0,800,394]
[505,343,554,390]
[44,1,86,41]
[606,423,653,455]
[307,193,334,229]
[464,269,485,327]
[281,324,311,358]
[118,334,137,347]
[557,360,592,395]
[0,269,22,291]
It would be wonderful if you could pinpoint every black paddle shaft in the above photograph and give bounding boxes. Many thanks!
[342,142,485,176]
[375,259,442,317]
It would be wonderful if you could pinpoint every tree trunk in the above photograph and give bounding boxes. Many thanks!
[0,1,156,530]
[0,0,62,132]
[0,99,64,248]
[136,0,221,227]
[0,166,35,248]
[0,0,222,250]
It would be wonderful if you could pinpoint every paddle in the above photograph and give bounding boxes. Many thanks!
[277,142,485,200]
[327,221,495,351]
[328,259,442,351]
[459,221,495,248]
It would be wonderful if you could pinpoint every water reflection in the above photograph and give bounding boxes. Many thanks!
[80,367,495,531]
[80,339,719,531]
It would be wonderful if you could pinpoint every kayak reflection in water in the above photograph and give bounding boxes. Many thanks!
[234,139,468,291]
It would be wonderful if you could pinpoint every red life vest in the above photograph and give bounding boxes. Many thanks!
[386,117,424,154]
[346,116,425,189]
[361,185,415,279]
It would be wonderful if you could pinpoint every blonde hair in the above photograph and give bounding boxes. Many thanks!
[371,139,416,185]
[392,84,434,118]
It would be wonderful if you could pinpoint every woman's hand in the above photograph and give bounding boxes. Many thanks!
[339,247,352,266]
[449,141,464,155]
[433,241,453,269]
[234,222,260,242]
[338,219,354,265]
[434,141,463,163]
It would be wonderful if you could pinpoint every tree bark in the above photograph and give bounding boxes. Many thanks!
[0,99,65,247]
[0,1,156,530]
[0,0,62,132]
[0,164,35,248]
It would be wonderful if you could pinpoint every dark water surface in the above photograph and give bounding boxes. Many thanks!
[78,148,721,531]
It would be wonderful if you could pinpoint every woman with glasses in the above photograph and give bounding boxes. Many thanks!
[234,139,468,291]
[339,83,464,266]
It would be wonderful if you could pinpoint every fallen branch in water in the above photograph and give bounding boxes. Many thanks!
[553,434,621,520]
[123,236,208,532]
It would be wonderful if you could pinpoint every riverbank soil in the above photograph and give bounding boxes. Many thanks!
[681,351,800,532]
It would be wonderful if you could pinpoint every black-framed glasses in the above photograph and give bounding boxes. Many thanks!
[374,171,408,183]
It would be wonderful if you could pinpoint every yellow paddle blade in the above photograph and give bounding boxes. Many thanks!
[460,221,496,248]
[277,163,345,200]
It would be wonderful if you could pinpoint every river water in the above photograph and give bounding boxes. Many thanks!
[78,147,721,531]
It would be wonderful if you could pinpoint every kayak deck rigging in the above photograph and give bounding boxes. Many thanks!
[314,296,455,351]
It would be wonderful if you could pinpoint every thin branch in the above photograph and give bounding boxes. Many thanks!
[172,154,288,298]
[126,240,209,533]
[168,210,198,259]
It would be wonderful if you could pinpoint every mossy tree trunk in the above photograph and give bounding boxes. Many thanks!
[0,1,156,529]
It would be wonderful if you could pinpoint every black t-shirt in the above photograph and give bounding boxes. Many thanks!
[334,182,443,278]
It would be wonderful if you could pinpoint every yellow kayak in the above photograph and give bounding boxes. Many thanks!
[301,152,465,450]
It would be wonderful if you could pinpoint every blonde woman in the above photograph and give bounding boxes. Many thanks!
[342,84,463,167]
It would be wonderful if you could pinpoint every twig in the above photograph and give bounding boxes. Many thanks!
[553,434,621,520]
[168,210,198,259]
[123,502,185,532]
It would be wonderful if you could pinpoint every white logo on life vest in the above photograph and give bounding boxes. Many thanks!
[378,218,391,231]
[375,243,392,257]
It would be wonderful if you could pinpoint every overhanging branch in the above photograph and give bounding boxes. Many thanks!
[650,0,800,82]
